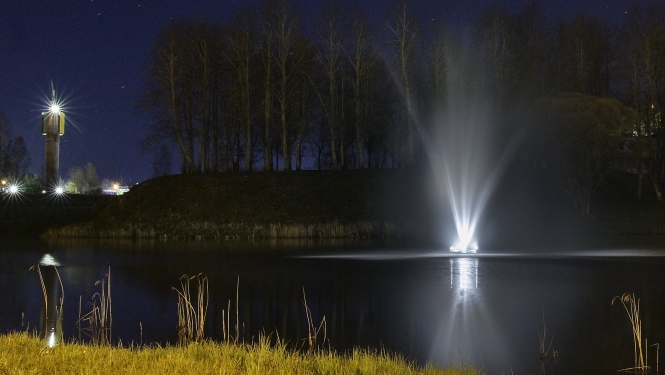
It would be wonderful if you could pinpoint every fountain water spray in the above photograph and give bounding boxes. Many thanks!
[421,65,519,253]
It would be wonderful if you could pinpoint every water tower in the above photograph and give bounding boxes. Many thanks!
[41,84,65,187]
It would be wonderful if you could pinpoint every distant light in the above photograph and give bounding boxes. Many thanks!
[54,187,64,194]
[8,185,18,194]
[1,180,5,186]
[49,103,61,114]
[112,183,119,190]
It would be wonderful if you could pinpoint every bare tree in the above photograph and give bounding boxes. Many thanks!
[141,22,197,173]
[313,0,349,169]
[2,136,31,177]
[225,8,259,172]
[0,112,9,175]
[267,0,307,171]
[387,0,417,164]
[153,144,172,177]
[555,16,613,96]
[511,2,551,97]
[475,5,517,102]
[259,4,276,171]
[347,7,376,169]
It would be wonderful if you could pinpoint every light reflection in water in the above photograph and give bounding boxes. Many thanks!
[431,256,508,371]
[450,257,478,292]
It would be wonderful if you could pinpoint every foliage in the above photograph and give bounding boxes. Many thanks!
[1,136,31,177]
[67,162,102,194]
[0,114,32,178]
[536,93,637,217]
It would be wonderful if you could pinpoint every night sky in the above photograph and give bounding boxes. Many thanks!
[0,0,632,184]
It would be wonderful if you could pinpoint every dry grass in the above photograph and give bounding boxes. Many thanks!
[77,266,113,345]
[0,332,482,375]
[537,311,558,375]
[173,274,209,345]
[44,220,412,240]
[302,288,327,353]
[612,293,659,373]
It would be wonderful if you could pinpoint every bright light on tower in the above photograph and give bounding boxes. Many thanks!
[49,103,61,114]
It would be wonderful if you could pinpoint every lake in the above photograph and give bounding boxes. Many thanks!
[1,237,665,374]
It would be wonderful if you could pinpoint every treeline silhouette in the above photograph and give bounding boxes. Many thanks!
[137,0,663,179]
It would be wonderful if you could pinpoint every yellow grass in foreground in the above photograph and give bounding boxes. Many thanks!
[0,332,481,375]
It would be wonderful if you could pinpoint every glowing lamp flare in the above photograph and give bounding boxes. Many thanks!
[450,224,478,253]
[450,244,478,254]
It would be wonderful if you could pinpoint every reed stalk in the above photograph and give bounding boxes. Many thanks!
[221,276,241,343]
[302,287,327,353]
[612,293,654,373]
[537,311,557,375]
[77,267,113,345]
[172,273,208,345]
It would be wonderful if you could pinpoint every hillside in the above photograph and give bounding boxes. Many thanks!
[0,193,114,235]
[44,170,438,240]
[34,169,665,247]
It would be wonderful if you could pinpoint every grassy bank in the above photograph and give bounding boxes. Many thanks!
[0,332,480,375]
[44,170,436,240]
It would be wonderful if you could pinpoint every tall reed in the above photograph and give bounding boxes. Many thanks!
[537,311,557,375]
[612,293,656,373]
[221,276,241,343]
[172,273,208,345]
[77,267,113,345]
[302,287,327,353]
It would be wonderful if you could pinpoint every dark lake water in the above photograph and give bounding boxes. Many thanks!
[2,237,665,374]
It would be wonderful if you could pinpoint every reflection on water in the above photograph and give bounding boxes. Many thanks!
[450,257,478,292]
[37,254,63,348]
[434,257,509,371]
[2,239,665,374]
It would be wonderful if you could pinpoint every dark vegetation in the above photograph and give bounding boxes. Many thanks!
[135,0,665,222]
[2,1,665,228]
[0,194,114,235]
[32,168,665,248]
[43,170,439,240]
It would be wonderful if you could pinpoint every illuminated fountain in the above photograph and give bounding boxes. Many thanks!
[422,73,517,254]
